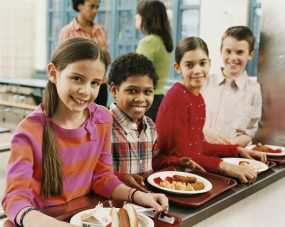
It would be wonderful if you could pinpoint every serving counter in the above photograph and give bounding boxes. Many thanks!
[172,165,285,227]
[0,164,285,227]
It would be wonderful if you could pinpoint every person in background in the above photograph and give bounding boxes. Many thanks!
[136,0,173,121]
[202,26,262,147]
[1,38,168,227]
[154,37,267,184]
[59,0,108,106]
[108,53,204,191]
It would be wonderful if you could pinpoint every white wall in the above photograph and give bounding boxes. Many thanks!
[34,0,47,72]
[0,0,36,78]
[200,0,250,74]
[0,0,46,78]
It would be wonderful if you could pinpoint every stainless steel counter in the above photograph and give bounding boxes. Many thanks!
[0,78,47,89]
[170,165,285,227]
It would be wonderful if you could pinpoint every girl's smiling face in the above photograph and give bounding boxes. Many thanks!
[174,48,211,94]
[48,58,105,115]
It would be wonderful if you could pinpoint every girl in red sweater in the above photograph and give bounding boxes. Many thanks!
[154,37,266,183]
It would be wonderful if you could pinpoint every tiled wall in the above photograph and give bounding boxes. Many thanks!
[0,0,36,78]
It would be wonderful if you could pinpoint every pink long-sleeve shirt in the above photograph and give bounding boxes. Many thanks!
[2,103,122,223]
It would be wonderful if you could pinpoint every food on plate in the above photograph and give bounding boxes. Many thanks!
[154,175,205,192]
[80,213,99,224]
[238,160,250,166]
[123,203,139,227]
[118,207,130,227]
[111,207,119,227]
[80,203,138,227]
[253,143,282,153]
[192,181,205,191]
[173,174,197,183]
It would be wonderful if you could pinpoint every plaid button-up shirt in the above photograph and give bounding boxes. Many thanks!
[110,103,158,174]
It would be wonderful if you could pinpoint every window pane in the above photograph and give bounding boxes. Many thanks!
[181,9,199,37]
[182,0,200,6]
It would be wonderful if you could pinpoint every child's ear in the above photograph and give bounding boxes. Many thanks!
[47,63,57,83]
[249,50,255,60]
[77,3,84,12]
[174,63,181,74]
[110,84,119,99]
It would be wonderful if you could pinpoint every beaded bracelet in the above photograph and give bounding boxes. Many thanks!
[127,188,134,202]
[19,207,38,227]
[130,189,139,203]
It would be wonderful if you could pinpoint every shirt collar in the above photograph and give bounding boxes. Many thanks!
[110,103,148,132]
[72,17,94,32]
[217,68,248,90]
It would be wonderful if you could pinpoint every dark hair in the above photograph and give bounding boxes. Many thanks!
[137,0,173,52]
[41,38,110,197]
[221,25,255,52]
[175,37,209,64]
[108,53,158,88]
[72,0,85,12]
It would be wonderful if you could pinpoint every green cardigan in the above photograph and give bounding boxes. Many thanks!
[136,34,171,95]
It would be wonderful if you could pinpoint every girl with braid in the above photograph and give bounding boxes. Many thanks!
[2,38,168,227]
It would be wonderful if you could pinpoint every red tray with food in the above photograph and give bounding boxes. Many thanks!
[145,170,237,207]
[268,157,285,165]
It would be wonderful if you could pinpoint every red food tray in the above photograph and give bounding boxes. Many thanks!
[268,157,285,165]
[145,171,237,207]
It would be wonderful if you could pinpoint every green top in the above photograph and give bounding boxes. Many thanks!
[136,34,171,95]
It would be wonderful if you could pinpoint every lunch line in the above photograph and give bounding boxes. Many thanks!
[1,163,285,227]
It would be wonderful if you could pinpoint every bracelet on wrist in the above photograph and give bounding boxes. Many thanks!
[19,207,38,227]
[131,189,139,203]
[127,188,134,202]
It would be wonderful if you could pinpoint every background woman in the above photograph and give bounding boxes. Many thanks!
[136,0,173,121]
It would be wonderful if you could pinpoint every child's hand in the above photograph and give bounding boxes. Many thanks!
[119,174,148,192]
[237,147,267,163]
[179,157,207,173]
[230,134,252,147]
[22,209,76,227]
[219,161,257,183]
[134,191,169,213]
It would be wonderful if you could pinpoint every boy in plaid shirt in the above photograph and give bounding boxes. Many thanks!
[108,53,204,190]
[108,53,158,191]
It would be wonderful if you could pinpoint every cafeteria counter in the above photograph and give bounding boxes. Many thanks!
[171,165,285,227]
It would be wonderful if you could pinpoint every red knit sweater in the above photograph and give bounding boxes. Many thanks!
[154,83,239,172]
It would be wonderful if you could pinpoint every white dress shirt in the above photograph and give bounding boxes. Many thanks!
[202,69,262,142]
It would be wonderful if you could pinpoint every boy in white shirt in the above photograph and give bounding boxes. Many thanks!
[202,26,262,147]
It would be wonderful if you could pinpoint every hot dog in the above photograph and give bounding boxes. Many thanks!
[81,204,138,227]
[111,204,138,227]
[123,204,139,227]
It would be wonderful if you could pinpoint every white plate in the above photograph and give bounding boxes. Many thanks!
[247,144,285,157]
[147,171,213,195]
[222,158,268,173]
[70,208,154,227]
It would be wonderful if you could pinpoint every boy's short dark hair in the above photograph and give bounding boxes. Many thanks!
[108,53,158,88]
[221,26,255,52]
[72,0,85,12]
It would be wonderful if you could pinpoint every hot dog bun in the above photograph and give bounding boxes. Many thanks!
[123,204,139,227]
[111,207,119,227]
[82,204,138,227]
